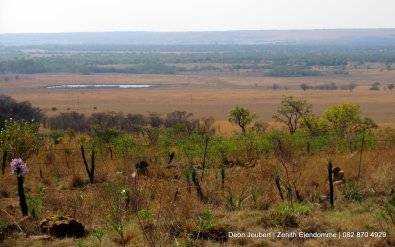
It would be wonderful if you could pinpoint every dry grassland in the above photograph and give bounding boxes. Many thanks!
[1,70,394,125]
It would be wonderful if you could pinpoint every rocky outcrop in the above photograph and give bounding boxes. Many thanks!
[40,216,86,238]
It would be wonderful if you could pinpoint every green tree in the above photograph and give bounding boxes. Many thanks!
[370,82,381,91]
[273,96,312,134]
[228,106,255,133]
[322,103,376,138]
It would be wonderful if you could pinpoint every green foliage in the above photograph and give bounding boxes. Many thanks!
[342,182,364,202]
[92,127,120,145]
[112,134,139,157]
[274,202,312,216]
[0,120,42,159]
[27,194,44,220]
[48,130,64,145]
[231,131,273,160]
[383,195,395,223]
[210,136,237,163]
[177,132,207,161]
[197,209,215,231]
[370,82,381,90]
[158,128,177,154]
[228,106,255,133]
[300,114,328,136]
[270,202,312,227]
[225,191,251,211]
[91,228,106,245]
[27,184,45,220]
[104,182,131,242]
[0,219,9,235]
[137,209,154,221]
[273,96,312,134]
[322,103,366,137]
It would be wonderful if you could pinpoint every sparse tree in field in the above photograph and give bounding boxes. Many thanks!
[370,82,381,91]
[252,120,268,133]
[385,61,392,70]
[300,83,309,91]
[347,83,357,92]
[272,83,281,90]
[228,106,255,133]
[388,83,394,91]
[273,96,312,134]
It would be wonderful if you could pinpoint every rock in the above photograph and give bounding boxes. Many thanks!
[135,160,149,175]
[0,223,18,241]
[191,226,229,242]
[40,216,86,238]
[333,167,345,182]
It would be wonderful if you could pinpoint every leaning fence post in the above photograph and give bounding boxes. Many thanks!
[357,133,365,181]
[1,150,7,175]
[80,145,95,183]
[327,161,334,208]
[274,174,284,201]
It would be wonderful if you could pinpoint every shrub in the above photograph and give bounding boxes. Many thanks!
[370,82,381,90]
[48,130,64,145]
[91,228,106,246]
[27,192,44,220]
[198,209,215,231]
[0,95,44,127]
[112,134,143,161]
[47,112,89,132]
[0,120,42,159]
[228,106,255,133]
[164,111,198,133]
[342,181,364,202]
[271,202,312,227]
[322,103,376,139]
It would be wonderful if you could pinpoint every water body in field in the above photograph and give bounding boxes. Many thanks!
[46,84,152,89]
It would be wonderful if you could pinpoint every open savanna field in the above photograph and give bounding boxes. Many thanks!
[1,69,395,126]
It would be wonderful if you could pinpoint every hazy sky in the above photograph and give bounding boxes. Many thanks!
[1,0,394,33]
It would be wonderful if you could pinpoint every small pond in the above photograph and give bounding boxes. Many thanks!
[46,84,152,89]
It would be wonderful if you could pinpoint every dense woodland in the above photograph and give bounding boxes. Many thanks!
[1,44,394,75]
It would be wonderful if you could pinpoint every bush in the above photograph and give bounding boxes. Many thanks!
[370,82,381,91]
[342,182,364,202]
[0,120,42,160]
[0,95,43,128]
[47,112,89,132]
[271,202,312,227]
[198,209,215,231]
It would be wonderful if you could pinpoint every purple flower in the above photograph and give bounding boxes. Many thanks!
[10,158,28,177]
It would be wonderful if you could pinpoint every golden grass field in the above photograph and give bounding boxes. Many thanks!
[1,70,394,126]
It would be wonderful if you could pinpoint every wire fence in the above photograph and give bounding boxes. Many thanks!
[5,137,389,168]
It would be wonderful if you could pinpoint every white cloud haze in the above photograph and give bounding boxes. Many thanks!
[0,0,394,33]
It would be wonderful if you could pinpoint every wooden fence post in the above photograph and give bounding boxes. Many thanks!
[327,161,334,208]
[1,150,7,175]
[357,133,365,181]
[274,174,284,201]
[80,145,95,183]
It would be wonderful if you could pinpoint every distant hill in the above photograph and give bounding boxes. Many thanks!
[1,29,395,46]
